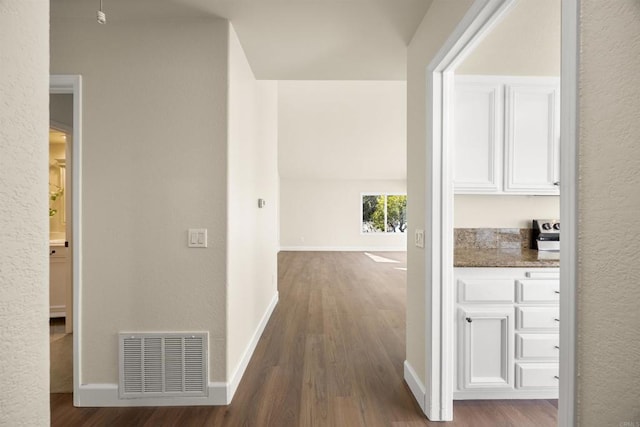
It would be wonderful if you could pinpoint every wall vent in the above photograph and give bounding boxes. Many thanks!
[118,332,208,399]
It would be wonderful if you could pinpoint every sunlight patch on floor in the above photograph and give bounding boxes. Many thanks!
[364,252,400,263]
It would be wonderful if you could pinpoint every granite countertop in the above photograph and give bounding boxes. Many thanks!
[454,248,560,268]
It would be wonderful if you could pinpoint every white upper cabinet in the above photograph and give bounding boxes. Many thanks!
[453,76,560,195]
[453,81,503,193]
[504,82,560,194]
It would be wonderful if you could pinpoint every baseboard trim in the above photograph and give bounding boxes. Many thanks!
[227,291,279,402]
[279,246,406,252]
[404,360,427,415]
[75,293,279,407]
[75,382,228,407]
[453,390,559,400]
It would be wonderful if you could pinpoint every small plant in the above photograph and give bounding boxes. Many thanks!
[49,184,64,217]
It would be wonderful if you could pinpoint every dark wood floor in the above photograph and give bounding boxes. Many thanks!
[51,251,557,426]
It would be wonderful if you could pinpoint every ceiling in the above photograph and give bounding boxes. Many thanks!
[51,0,434,80]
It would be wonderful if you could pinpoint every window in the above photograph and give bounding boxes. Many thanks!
[361,194,407,233]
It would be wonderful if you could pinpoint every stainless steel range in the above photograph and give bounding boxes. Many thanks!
[532,219,560,251]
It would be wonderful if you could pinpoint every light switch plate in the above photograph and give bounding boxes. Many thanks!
[415,229,425,248]
[188,228,207,248]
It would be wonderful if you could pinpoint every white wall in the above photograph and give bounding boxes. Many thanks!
[577,1,640,424]
[227,25,279,389]
[455,195,559,228]
[454,0,561,228]
[405,0,474,394]
[457,0,560,76]
[51,14,230,383]
[278,80,407,250]
[280,179,406,250]
[50,94,73,128]
[0,1,50,425]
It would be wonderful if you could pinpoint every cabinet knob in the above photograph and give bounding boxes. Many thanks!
[465,317,473,323]
[554,375,560,380]
[554,345,560,349]
[554,290,560,294]
[50,250,56,256]
[554,318,560,322]
[553,181,560,186]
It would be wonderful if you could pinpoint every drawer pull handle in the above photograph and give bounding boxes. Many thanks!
[554,375,560,380]
[465,317,473,323]
[554,346,560,349]
[554,290,560,294]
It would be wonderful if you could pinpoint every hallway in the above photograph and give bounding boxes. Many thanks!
[51,251,556,426]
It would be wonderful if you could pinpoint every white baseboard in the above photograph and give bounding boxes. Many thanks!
[279,246,406,252]
[453,390,559,400]
[404,360,427,415]
[75,292,279,407]
[74,382,228,407]
[227,291,279,402]
[50,305,66,318]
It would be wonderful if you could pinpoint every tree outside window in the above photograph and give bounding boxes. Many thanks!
[361,194,407,233]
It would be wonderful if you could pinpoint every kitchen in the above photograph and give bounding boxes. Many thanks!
[450,0,560,405]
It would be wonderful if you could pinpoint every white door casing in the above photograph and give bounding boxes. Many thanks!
[413,0,579,423]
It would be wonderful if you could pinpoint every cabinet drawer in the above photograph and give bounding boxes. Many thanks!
[516,307,559,330]
[458,279,514,303]
[516,279,559,303]
[49,246,67,259]
[516,333,559,359]
[515,363,559,389]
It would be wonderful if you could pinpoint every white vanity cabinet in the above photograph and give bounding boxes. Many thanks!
[49,245,68,318]
[453,76,560,195]
[455,268,560,399]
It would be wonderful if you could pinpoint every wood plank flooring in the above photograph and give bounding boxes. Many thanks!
[51,251,557,426]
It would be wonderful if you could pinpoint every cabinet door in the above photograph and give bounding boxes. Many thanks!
[458,307,514,390]
[504,81,560,194]
[50,248,68,318]
[453,81,503,193]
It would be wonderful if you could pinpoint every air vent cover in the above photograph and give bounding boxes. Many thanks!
[118,332,208,399]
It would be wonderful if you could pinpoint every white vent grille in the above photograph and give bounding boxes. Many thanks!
[119,333,208,399]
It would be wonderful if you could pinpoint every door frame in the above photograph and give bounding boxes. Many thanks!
[50,75,83,402]
[49,119,73,333]
[423,0,578,423]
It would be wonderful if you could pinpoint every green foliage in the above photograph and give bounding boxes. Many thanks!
[49,184,63,217]
[362,194,407,233]
[386,195,407,232]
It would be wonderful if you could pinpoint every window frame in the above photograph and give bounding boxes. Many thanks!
[360,192,407,235]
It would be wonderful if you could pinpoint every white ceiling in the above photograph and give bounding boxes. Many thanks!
[51,0,434,80]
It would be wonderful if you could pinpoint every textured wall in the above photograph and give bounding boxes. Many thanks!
[577,1,640,425]
[227,24,279,381]
[406,0,474,388]
[50,14,230,382]
[0,1,50,425]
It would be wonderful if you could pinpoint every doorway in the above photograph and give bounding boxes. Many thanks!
[50,75,82,402]
[422,0,578,424]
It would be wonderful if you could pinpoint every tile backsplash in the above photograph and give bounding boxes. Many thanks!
[455,228,532,250]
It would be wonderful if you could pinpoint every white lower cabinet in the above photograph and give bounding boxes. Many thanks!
[516,363,559,389]
[50,246,68,318]
[458,307,514,390]
[455,268,559,399]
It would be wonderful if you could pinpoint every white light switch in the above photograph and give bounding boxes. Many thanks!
[188,228,207,248]
[415,229,425,248]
